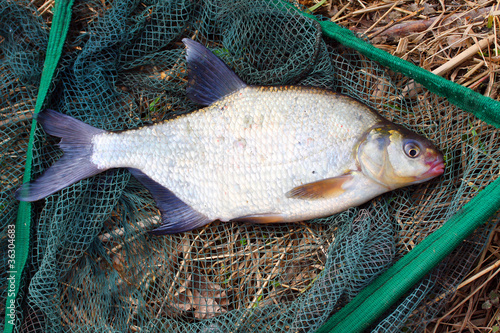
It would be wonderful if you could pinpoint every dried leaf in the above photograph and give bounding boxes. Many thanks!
[170,288,194,313]
[192,273,230,306]
[168,272,229,318]
[192,289,227,319]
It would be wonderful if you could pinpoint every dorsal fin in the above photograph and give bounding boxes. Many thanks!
[183,38,247,106]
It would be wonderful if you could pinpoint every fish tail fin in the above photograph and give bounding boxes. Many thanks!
[15,109,106,202]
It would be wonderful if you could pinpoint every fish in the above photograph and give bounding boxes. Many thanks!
[16,38,445,235]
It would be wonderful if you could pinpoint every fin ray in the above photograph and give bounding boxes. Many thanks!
[15,109,105,201]
[286,173,354,200]
[128,168,212,234]
[183,38,247,106]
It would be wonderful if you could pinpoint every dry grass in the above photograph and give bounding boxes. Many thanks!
[305,0,500,331]
[6,0,499,331]
[310,0,500,99]
[426,226,500,332]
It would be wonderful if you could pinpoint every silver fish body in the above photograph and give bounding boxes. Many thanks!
[16,39,444,234]
[92,87,384,222]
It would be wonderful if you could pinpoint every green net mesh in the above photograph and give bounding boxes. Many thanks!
[1,0,499,332]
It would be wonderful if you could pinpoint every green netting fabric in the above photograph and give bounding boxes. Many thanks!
[0,1,47,226]
[1,0,499,332]
[1,2,49,332]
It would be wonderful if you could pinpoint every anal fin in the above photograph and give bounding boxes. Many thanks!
[128,168,212,235]
[286,173,354,200]
[231,213,285,224]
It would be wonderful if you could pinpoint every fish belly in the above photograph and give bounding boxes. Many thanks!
[91,86,382,221]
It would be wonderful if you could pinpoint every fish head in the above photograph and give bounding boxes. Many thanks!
[357,124,444,190]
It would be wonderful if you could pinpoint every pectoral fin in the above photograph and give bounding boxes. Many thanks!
[286,173,354,200]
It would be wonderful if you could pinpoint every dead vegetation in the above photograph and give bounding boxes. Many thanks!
[304,0,500,331]
[308,0,500,99]
[3,0,499,331]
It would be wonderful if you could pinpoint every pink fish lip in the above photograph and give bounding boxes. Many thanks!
[425,158,445,177]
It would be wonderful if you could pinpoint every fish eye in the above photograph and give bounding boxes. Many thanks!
[404,141,421,158]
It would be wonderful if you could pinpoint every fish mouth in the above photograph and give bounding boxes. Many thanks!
[424,158,445,177]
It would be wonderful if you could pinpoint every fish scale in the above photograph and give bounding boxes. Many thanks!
[91,86,380,222]
[16,39,444,234]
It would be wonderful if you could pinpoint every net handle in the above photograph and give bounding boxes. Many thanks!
[317,20,500,128]
[316,178,500,332]
[275,2,500,332]
[280,2,500,128]
[4,2,500,333]
[3,1,74,332]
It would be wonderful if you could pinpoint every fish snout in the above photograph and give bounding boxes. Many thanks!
[424,151,445,177]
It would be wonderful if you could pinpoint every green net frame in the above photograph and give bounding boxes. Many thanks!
[2,0,499,332]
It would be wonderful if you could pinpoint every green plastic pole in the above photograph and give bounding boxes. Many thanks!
[287,5,500,128]
[316,177,500,332]
[316,19,500,128]
[3,2,499,333]
[275,5,500,333]
[3,1,74,332]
